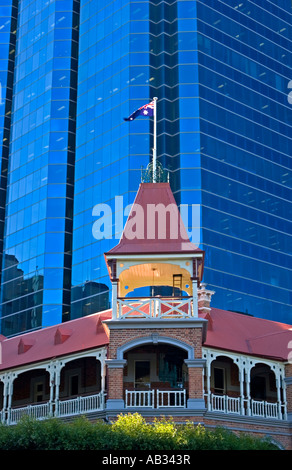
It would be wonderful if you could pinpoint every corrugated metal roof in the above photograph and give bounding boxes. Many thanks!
[106,183,203,255]
[0,305,291,372]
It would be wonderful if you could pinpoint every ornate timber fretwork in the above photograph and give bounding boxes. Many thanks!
[0,347,108,425]
[202,347,287,420]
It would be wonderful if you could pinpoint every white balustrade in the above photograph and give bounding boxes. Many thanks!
[125,389,186,409]
[226,396,241,414]
[251,399,278,419]
[117,297,193,320]
[208,393,283,419]
[210,393,224,412]
[8,402,51,425]
[5,393,105,424]
[157,389,186,408]
[210,393,241,413]
[125,390,154,408]
[57,392,105,417]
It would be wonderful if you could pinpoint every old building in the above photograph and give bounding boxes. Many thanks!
[0,183,291,449]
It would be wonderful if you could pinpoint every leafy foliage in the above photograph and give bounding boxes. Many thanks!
[0,413,279,450]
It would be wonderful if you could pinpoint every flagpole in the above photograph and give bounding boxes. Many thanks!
[153,97,158,183]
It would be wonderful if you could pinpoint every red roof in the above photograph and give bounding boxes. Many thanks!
[106,183,203,255]
[202,308,292,361]
[0,306,291,371]
[0,310,111,371]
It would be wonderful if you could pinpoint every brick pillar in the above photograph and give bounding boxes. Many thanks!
[185,359,206,410]
[188,367,203,398]
[105,359,126,410]
[107,368,124,400]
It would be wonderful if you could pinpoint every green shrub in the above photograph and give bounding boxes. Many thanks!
[0,413,279,450]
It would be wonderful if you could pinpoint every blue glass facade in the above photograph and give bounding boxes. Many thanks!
[0,1,17,320]
[71,0,153,318]
[0,0,79,335]
[196,0,292,321]
[0,0,291,335]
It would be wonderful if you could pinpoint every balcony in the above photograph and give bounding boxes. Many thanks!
[116,296,193,320]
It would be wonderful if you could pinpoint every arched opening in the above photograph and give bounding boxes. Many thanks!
[59,357,101,400]
[123,344,188,392]
[119,262,193,297]
[250,363,277,402]
[208,356,240,397]
[116,262,194,319]
[12,368,50,407]
[120,339,191,409]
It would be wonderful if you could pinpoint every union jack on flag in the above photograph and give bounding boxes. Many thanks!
[124,101,154,121]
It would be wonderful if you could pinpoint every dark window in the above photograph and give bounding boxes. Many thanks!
[251,376,266,400]
[135,361,150,389]
[214,367,225,394]
[70,375,79,396]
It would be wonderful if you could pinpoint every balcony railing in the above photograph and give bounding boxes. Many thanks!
[117,297,193,320]
[57,392,105,418]
[126,390,155,408]
[125,389,187,409]
[4,392,105,425]
[207,393,285,420]
[2,391,286,424]
[210,394,241,415]
[8,402,52,425]
[251,399,279,419]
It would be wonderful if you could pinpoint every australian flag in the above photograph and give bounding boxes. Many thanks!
[124,101,154,121]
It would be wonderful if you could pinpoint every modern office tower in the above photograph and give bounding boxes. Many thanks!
[0,0,291,336]
[0,0,79,336]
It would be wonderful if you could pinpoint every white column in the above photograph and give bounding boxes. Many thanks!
[54,361,63,416]
[275,367,283,420]
[0,374,8,423]
[99,349,107,397]
[192,279,198,317]
[112,281,118,320]
[46,362,56,416]
[6,372,17,424]
[7,373,16,409]
[239,360,245,416]
[282,373,288,420]
[245,365,251,416]
[206,355,211,411]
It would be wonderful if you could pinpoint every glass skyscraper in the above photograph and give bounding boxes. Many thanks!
[0,0,291,336]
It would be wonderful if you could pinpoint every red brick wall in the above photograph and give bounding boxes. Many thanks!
[107,326,204,401]
[107,368,124,400]
[108,327,203,360]
[201,416,292,450]
[188,367,203,398]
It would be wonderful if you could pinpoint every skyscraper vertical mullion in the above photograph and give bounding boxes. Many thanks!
[0,1,18,331]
